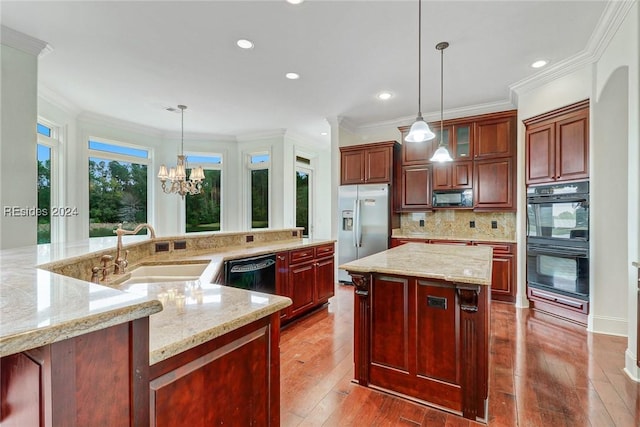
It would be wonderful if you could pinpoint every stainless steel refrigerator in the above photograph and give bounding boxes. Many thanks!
[337,183,390,283]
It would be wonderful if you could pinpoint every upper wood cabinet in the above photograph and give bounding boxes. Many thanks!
[475,114,516,159]
[432,160,473,190]
[400,165,432,210]
[340,141,399,185]
[396,110,516,212]
[524,100,589,185]
[474,157,514,211]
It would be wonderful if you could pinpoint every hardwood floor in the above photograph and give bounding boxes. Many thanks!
[280,283,640,426]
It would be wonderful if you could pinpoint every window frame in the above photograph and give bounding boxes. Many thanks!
[37,119,62,244]
[183,152,224,234]
[247,150,271,230]
[295,156,314,239]
[87,136,151,238]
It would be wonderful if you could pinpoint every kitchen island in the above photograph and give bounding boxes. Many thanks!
[340,243,493,422]
[1,230,333,426]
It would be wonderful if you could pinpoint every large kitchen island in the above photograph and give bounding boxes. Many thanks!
[340,243,493,423]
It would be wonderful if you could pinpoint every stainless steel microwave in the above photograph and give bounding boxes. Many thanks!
[432,189,473,208]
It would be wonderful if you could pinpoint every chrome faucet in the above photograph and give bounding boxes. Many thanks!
[113,223,156,274]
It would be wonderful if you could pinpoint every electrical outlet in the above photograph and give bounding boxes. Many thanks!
[419,219,425,227]
[491,221,498,229]
[469,221,475,228]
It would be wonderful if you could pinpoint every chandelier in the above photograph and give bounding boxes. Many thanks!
[157,105,205,198]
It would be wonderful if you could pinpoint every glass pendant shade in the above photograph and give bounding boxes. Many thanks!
[405,116,436,143]
[430,145,453,162]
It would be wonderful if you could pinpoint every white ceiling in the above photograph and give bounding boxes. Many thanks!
[1,0,610,143]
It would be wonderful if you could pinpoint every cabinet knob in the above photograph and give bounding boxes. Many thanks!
[277,256,285,261]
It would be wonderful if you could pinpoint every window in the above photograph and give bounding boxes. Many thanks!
[88,139,149,238]
[295,156,313,238]
[36,119,62,244]
[37,123,53,244]
[185,154,222,233]
[248,152,270,229]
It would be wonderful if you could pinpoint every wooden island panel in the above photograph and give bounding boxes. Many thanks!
[343,243,492,423]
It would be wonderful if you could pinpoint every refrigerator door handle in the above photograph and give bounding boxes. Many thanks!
[355,199,362,247]
[352,200,358,247]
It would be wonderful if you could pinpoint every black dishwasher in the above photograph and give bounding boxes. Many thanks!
[224,254,276,294]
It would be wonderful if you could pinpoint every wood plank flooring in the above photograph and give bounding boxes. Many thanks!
[280,283,640,426]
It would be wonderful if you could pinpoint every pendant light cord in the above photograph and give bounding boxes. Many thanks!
[417,0,422,116]
[440,45,444,146]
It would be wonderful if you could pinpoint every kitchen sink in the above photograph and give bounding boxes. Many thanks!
[123,261,210,285]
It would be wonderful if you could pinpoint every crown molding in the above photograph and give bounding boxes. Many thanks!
[1,25,52,57]
[77,111,165,138]
[351,99,515,134]
[510,0,635,98]
[38,85,82,116]
[236,129,287,143]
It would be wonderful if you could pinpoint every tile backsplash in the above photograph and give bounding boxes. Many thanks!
[396,211,516,241]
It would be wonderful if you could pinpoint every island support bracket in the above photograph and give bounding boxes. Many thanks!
[456,284,486,421]
[350,272,371,386]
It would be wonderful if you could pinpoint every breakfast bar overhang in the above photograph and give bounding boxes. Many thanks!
[340,243,493,422]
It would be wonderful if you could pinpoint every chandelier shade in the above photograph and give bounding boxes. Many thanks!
[157,105,205,198]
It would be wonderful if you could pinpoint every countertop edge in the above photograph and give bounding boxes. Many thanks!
[391,234,516,244]
[339,265,490,286]
[149,297,292,365]
[0,299,162,358]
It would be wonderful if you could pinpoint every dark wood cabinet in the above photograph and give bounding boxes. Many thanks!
[277,243,335,322]
[340,141,398,185]
[474,114,516,159]
[149,314,280,427]
[524,100,589,184]
[289,259,317,318]
[432,160,473,190]
[474,242,516,302]
[400,165,431,210]
[276,251,290,322]
[350,272,489,420]
[474,157,515,211]
[0,318,150,427]
[396,110,516,213]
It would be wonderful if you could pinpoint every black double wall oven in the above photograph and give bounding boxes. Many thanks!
[526,181,589,301]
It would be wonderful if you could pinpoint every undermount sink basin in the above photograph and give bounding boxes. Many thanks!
[123,262,210,285]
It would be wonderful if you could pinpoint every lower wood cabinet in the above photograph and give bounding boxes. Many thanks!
[149,314,281,427]
[350,272,489,420]
[0,318,150,427]
[277,243,335,322]
[475,242,516,303]
[390,238,516,302]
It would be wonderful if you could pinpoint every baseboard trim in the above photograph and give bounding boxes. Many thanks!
[589,314,627,336]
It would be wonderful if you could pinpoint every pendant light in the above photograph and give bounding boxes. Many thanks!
[430,41,453,162]
[405,0,436,143]
[157,105,205,198]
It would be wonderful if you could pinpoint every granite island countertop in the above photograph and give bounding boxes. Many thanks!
[339,242,493,285]
[1,234,333,362]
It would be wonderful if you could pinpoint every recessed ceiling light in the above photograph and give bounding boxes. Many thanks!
[286,0,304,4]
[237,39,254,49]
[320,132,328,136]
[377,92,393,100]
[285,72,300,80]
[531,60,548,69]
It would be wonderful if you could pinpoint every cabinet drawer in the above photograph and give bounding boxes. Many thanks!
[315,243,335,258]
[528,286,589,325]
[290,247,314,264]
[474,242,513,254]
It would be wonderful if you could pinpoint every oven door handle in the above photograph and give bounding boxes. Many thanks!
[527,246,588,258]
[527,195,588,204]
